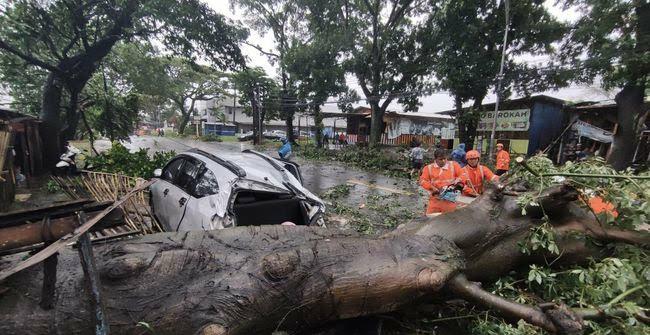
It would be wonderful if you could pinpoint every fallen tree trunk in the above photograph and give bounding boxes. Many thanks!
[0,184,647,334]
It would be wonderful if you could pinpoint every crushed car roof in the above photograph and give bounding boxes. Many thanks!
[185,149,298,192]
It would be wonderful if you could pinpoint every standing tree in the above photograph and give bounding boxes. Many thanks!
[235,0,302,143]
[427,0,566,150]
[159,60,229,135]
[561,0,649,170]
[0,0,244,166]
[284,1,348,148]
[326,0,440,147]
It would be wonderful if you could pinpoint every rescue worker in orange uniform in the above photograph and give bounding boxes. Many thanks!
[461,150,499,197]
[588,196,619,219]
[495,143,510,176]
[419,148,464,214]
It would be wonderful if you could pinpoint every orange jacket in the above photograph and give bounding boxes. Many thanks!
[496,150,510,170]
[420,161,463,214]
[588,196,619,218]
[461,164,498,196]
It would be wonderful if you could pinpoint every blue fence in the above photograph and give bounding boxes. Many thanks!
[204,123,236,136]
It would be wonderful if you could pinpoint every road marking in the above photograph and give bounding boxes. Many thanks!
[346,179,415,196]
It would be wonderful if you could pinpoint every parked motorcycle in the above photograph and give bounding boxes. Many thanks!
[54,143,83,176]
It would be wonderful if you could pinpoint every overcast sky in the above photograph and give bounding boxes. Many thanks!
[206,0,611,115]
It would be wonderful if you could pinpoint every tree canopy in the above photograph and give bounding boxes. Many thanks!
[561,0,649,170]
[327,0,441,146]
[428,0,567,149]
[0,0,245,165]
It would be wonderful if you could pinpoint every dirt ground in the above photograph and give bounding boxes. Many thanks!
[5,175,71,213]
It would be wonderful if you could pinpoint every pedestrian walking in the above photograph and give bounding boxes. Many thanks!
[460,150,498,197]
[409,141,425,178]
[339,133,347,146]
[419,149,464,215]
[495,143,510,176]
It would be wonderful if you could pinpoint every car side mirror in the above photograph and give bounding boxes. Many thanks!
[153,168,162,178]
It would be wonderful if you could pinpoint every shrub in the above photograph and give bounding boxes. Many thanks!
[86,142,175,178]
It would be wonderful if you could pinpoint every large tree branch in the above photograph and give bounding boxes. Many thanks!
[380,97,393,112]
[29,3,64,60]
[447,274,583,334]
[0,40,61,74]
[242,41,280,58]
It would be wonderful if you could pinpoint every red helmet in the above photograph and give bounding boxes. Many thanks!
[465,150,480,160]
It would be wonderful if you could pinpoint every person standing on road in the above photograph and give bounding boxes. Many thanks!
[409,141,425,178]
[451,143,467,167]
[461,150,498,197]
[419,149,463,214]
[495,143,510,176]
[278,138,292,160]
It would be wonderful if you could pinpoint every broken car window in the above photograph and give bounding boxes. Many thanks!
[162,158,184,183]
[176,158,202,191]
[192,169,219,198]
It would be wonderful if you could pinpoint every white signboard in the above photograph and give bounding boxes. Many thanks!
[477,109,530,132]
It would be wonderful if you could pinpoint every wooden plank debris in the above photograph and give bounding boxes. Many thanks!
[0,179,153,282]
[76,212,110,335]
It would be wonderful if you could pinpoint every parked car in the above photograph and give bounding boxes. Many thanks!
[237,131,254,141]
[150,148,326,232]
[299,131,313,138]
[264,130,286,140]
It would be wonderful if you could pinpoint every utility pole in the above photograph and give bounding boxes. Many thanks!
[252,84,261,145]
[488,0,510,161]
[232,87,237,124]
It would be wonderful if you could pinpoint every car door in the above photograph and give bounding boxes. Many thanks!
[177,168,226,231]
[166,157,204,231]
[151,157,185,231]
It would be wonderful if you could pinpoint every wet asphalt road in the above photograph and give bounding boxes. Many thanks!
[127,136,428,217]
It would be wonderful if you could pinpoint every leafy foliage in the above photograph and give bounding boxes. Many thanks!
[232,67,281,128]
[323,184,419,235]
[85,142,175,179]
[0,0,245,156]
[561,0,649,89]
[470,156,650,334]
[427,0,568,149]
[512,156,649,231]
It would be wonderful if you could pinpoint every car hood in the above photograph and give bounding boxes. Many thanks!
[218,151,324,206]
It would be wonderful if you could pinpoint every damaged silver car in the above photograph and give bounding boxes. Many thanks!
[149,148,326,231]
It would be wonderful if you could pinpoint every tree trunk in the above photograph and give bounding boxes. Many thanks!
[178,108,191,135]
[1,184,646,334]
[60,88,81,142]
[467,97,483,150]
[369,101,384,147]
[457,96,483,151]
[285,114,295,144]
[607,85,646,170]
[251,86,261,145]
[455,95,468,148]
[314,106,324,148]
[40,73,65,168]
